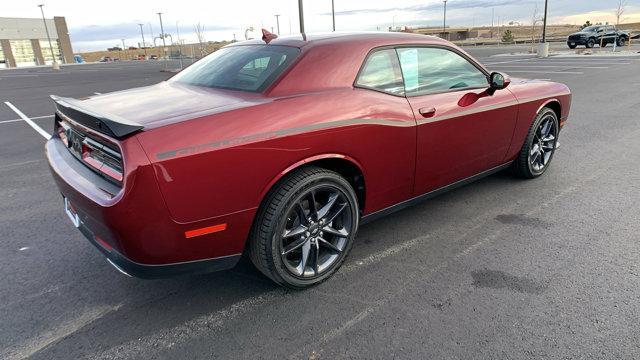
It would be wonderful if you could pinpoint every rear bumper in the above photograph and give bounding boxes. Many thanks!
[46,136,246,277]
[77,221,240,279]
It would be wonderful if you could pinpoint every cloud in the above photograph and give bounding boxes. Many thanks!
[329,0,533,16]
[69,23,234,42]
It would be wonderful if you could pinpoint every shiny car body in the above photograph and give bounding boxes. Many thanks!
[46,32,571,279]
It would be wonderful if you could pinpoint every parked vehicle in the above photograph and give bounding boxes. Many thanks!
[47,32,571,288]
[99,56,113,62]
[149,54,158,60]
[567,25,630,48]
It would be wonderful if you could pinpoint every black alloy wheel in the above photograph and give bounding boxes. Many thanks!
[513,108,559,178]
[279,185,353,278]
[249,166,359,288]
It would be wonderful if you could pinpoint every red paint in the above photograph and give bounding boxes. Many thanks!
[46,33,571,269]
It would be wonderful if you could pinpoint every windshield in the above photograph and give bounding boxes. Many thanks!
[171,45,300,92]
[582,26,600,32]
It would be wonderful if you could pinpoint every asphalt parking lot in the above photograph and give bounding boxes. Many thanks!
[1,44,640,359]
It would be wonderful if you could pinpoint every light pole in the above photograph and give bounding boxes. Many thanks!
[275,14,281,35]
[176,21,183,69]
[298,0,305,34]
[443,0,448,40]
[37,4,59,69]
[157,12,167,68]
[541,0,548,42]
[331,0,336,31]
[138,23,147,58]
[538,0,549,57]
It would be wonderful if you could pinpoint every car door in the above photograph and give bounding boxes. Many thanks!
[606,26,618,44]
[396,46,519,195]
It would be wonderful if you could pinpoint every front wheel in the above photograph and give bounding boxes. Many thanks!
[617,37,627,46]
[568,44,577,49]
[586,38,595,48]
[248,166,359,288]
[513,108,559,179]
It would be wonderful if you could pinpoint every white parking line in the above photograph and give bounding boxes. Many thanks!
[0,115,53,125]
[503,70,584,74]
[3,102,51,140]
[494,65,609,69]
[497,61,629,65]
[483,58,540,65]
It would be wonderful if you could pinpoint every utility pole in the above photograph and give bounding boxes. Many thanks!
[37,4,59,69]
[541,0,548,42]
[176,21,183,69]
[443,0,448,40]
[157,12,167,69]
[138,23,147,58]
[298,0,305,34]
[331,0,336,31]
[538,0,550,57]
[275,14,281,35]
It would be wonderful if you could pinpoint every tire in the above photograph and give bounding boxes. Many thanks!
[601,41,607,47]
[513,108,559,179]
[568,44,577,49]
[617,37,626,46]
[586,38,595,48]
[248,166,359,289]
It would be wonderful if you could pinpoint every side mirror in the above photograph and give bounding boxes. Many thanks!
[489,72,510,91]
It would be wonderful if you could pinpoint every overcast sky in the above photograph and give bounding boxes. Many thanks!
[4,0,640,51]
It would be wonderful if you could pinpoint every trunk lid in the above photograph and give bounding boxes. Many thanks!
[53,82,266,137]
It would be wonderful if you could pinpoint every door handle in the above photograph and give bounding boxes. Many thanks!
[419,107,436,118]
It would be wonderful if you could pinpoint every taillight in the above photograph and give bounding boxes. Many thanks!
[81,137,124,183]
[57,121,70,147]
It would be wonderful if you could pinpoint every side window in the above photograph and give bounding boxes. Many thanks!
[397,47,488,96]
[355,49,404,95]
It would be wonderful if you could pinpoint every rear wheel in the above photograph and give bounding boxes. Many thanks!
[513,108,559,179]
[568,44,577,49]
[248,166,359,288]
[617,37,627,46]
[586,38,595,48]
[601,41,607,47]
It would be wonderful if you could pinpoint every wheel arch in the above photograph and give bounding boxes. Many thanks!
[537,99,561,121]
[258,154,367,214]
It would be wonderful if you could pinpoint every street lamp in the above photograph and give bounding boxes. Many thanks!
[331,0,336,32]
[275,14,281,35]
[541,0,548,42]
[538,0,550,57]
[37,4,59,70]
[443,0,448,40]
[157,12,167,68]
[176,21,183,69]
[298,0,305,34]
[138,23,147,57]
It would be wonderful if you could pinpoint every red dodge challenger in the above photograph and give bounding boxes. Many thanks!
[46,32,571,288]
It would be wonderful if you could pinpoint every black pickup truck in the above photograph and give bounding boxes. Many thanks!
[567,25,630,48]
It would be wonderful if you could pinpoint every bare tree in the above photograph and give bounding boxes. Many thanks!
[194,22,206,58]
[615,0,627,25]
[530,3,541,51]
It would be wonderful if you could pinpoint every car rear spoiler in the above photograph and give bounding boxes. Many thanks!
[50,95,143,139]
